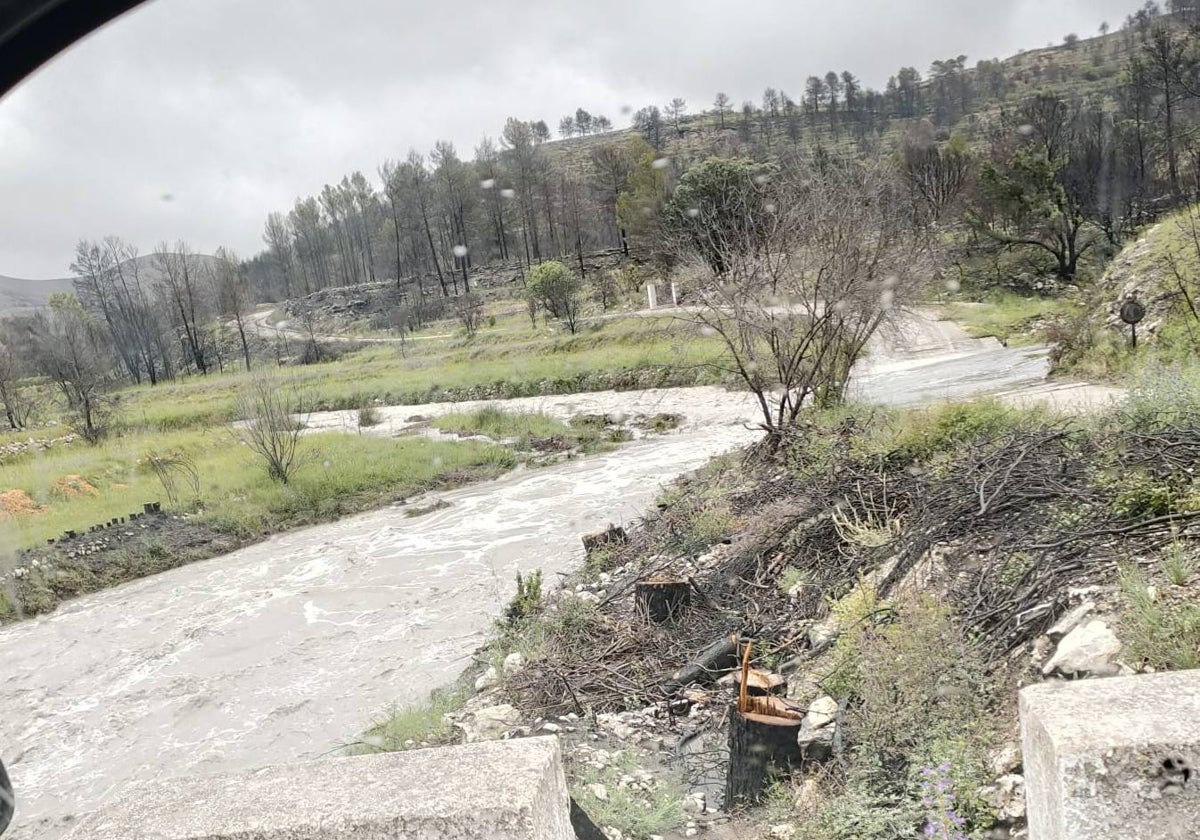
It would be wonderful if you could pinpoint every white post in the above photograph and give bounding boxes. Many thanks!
[646,283,658,309]
[671,282,679,306]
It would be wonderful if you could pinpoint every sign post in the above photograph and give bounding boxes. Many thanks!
[1120,295,1146,350]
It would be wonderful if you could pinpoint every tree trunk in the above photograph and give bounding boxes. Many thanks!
[636,579,691,624]
[725,703,804,809]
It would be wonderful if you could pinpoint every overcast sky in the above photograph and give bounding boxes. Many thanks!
[0,0,1139,279]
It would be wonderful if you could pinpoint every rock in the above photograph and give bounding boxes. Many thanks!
[769,825,797,840]
[797,719,835,762]
[474,665,500,691]
[807,617,839,649]
[589,783,609,802]
[601,827,622,840]
[1046,601,1095,642]
[541,722,562,734]
[793,778,822,816]
[1042,620,1122,677]
[683,792,706,813]
[685,829,698,838]
[447,702,520,743]
[980,773,1026,823]
[804,695,838,729]
[991,743,1022,777]
[503,652,526,676]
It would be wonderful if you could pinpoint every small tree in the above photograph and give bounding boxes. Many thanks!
[235,372,312,484]
[667,156,926,446]
[592,270,620,311]
[454,293,485,338]
[31,294,116,443]
[525,261,584,334]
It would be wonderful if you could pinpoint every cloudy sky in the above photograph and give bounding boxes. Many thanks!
[1,0,1138,278]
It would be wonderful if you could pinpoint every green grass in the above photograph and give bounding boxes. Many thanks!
[433,406,570,445]
[116,314,722,433]
[346,685,471,754]
[0,427,514,550]
[570,750,686,840]
[1118,564,1200,672]
[944,293,1078,347]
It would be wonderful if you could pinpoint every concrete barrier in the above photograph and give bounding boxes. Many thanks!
[65,736,574,840]
[1021,671,1200,840]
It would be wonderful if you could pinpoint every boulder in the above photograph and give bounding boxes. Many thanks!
[475,665,500,691]
[503,652,527,677]
[804,695,838,729]
[1046,601,1096,642]
[448,701,521,743]
[981,773,1026,823]
[1042,620,1122,678]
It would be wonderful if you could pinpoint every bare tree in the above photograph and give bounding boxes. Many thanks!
[454,293,485,338]
[0,330,36,430]
[713,92,732,129]
[667,157,926,445]
[30,294,116,443]
[235,371,312,484]
[154,240,210,375]
[211,247,253,371]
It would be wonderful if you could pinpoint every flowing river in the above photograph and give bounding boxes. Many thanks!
[0,317,1107,839]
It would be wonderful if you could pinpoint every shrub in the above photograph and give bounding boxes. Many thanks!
[235,372,313,484]
[347,685,469,754]
[505,569,544,626]
[1118,564,1200,671]
[526,261,584,334]
[357,404,383,428]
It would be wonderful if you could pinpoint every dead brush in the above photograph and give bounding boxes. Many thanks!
[830,477,903,549]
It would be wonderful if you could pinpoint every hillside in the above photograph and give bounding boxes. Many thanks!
[0,254,221,315]
[0,274,75,313]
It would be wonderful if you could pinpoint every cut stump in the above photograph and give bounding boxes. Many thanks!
[635,578,691,624]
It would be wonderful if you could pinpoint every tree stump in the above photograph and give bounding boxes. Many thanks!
[581,523,627,558]
[635,578,691,623]
[724,697,805,809]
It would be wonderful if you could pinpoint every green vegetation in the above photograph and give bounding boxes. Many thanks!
[943,294,1078,347]
[433,407,569,447]
[346,685,471,755]
[570,750,686,840]
[1118,564,1200,672]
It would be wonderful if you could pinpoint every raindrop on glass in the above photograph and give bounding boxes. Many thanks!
[882,275,898,289]
[433,457,443,468]
[880,289,896,310]
[765,203,777,214]
[1017,123,1035,137]
[480,178,496,190]
[687,208,700,218]
[651,157,670,170]
[323,460,332,470]
[945,277,961,293]
[500,188,516,199]
[453,245,468,258]
[753,173,771,185]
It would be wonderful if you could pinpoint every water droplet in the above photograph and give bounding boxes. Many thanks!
[832,299,848,314]
[323,460,332,470]
[687,208,700,218]
[764,203,777,214]
[433,457,443,468]
[641,207,653,217]
[753,173,771,185]
[882,275,898,289]
[453,245,468,258]
[1017,123,1035,137]
[945,278,961,293]
[619,104,633,116]
[480,178,496,190]
[699,325,717,337]
[880,289,895,309]
[651,157,670,170]
[500,188,516,199]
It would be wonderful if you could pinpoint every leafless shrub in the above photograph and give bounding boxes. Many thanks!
[235,372,313,484]
[147,451,201,505]
[454,293,485,339]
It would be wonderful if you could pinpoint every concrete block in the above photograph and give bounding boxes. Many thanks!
[65,736,574,840]
[1021,671,1200,840]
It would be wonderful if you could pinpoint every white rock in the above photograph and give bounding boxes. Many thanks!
[1042,620,1122,677]
[601,827,622,840]
[474,665,500,691]
[1046,601,1095,642]
[804,695,838,729]
[577,591,600,604]
[590,783,610,802]
[448,702,520,743]
[981,773,1026,822]
[685,829,698,838]
[503,652,526,676]
[769,825,797,840]
[683,791,706,813]
[541,722,561,733]
[991,743,1022,776]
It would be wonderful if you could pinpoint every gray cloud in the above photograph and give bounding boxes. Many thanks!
[0,0,1138,277]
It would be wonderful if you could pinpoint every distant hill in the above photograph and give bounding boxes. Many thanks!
[0,274,75,313]
[0,254,222,315]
